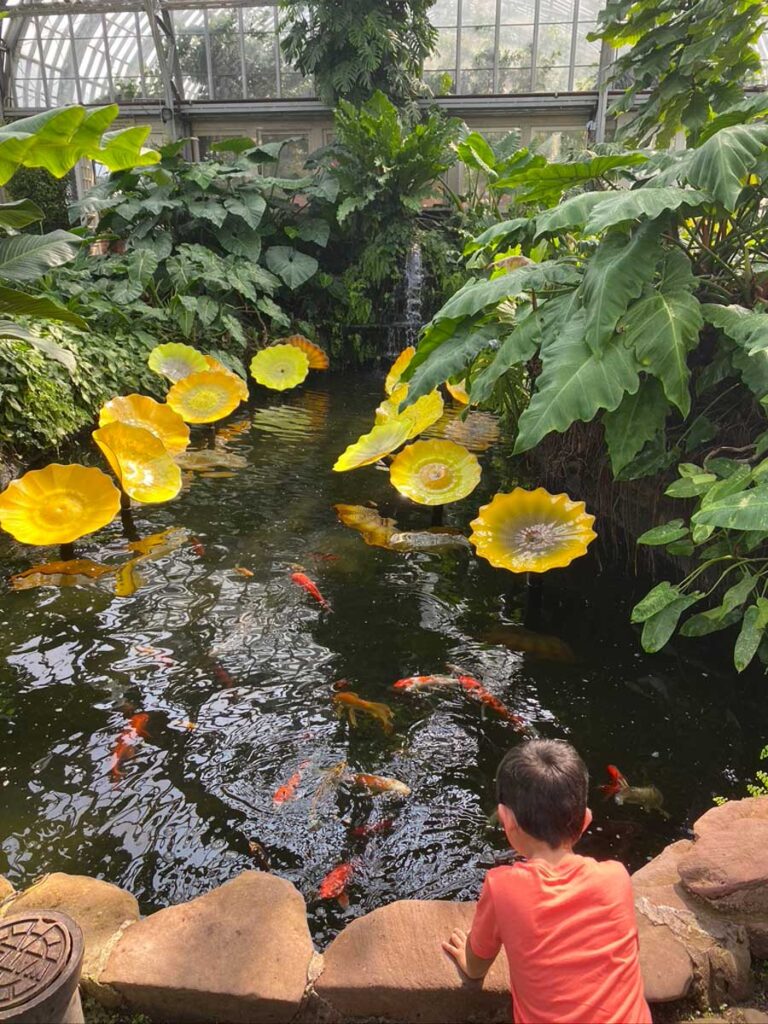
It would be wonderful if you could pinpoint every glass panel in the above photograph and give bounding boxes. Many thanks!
[72,38,107,81]
[423,69,456,93]
[573,23,600,65]
[79,78,112,103]
[242,7,274,34]
[500,0,536,21]
[531,127,587,158]
[460,67,494,93]
[71,14,104,39]
[425,27,457,69]
[244,34,277,98]
[462,0,497,24]
[173,9,205,33]
[431,0,458,24]
[498,66,532,92]
[537,23,571,67]
[534,64,569,90]
[499,24,534,65]
[461,25,494,63]
[539,0,576,22]
[209,11,243,99]
[48,78,78,105]
[176,32,209,98]
[573,65,598,89]
[280,71,313,98]
[113,78,147,102]
[261,132,309,177]
[15,80,47,107]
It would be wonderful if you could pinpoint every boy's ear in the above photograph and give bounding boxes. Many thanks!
[581,807,593,835]
[497,803,517,832]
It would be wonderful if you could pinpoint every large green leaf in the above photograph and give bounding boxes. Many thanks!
[0,319,76,372]
[0,199,43,230]
[265,246,318,290]
[91,125,159,172]
[514,315,639,454]
[219,225,263,262]
[686,123,768,210]
[603,376,669,475]
[225,196,266,230]
[405,324,500,404]
[641,592,703,653]
[702,303,768,355]
[534,192,610,237]
[187,199,227,228]
[622,289,703,416]
[466,218,530,253]
[692,484,768,530]
[469,312,542,405]
[579,222,663,354]
[583,187,710,233]
[631,581,682,623]
[636,519,688,546]
[734,599,768,672]
[0,286,86,326]
[0,231,82,283]
[495,153,648,201]
[432,262,581,324]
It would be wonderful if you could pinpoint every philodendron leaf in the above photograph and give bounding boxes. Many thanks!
[584,188,710,234]
[641,592,703,653]
[734,599,768,672]
[631,581,681,623]
[665,473,717,497]
[265,246,318,290]
[432,262,581,323]
[722,573,758,614]
[405,323,500,405]
[469,311,542,405]
[686,123,768,211]
[534,192,609,237]
[680,607,742,637]
[603,376,669,476]
[702,303,768,355]
[692,484,768,530]
[636,520,688,546]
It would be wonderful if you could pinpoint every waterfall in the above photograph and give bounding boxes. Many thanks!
[403,241,424,346]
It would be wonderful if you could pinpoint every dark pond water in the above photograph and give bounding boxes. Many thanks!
[1,373,767,946]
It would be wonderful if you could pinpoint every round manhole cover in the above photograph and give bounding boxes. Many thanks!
[0,914,73,1011]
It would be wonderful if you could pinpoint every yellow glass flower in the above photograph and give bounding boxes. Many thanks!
[385,347,415,395]
[148,342,207,382]
[0,463,120,546]
[334,503,398,548]
[446,379,470,405]
[426,409,501,452]
[282,334,329,370]
[389,439,481,505]
[333,420,410,472]
[470,487,597,573]
[9,559,114,590]
[203,358,249,401]
[250,344,310,391]
[166,370,244,423]
[99,394,190,456]
[376,387,444,439]
[375,383,409,423]
[93,422,182,504]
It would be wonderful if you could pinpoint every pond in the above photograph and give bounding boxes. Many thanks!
[1,372,767,946]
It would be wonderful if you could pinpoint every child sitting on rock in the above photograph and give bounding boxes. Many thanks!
[443,739,651,1024]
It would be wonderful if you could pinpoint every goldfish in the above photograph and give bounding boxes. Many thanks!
[393,673,460,691]
[234,567,254,578]
[333,692,394,733]
[599,765,670,819]
[290,572,331,611]
[191,537,206,557]
[319,862,355,908]
[273,761,309,805]
[212,662,235,688]
[109,713,149,781]
[480,625,576,663]
[353,773,411,797]
[332,678,353,691]
[453,670,529,734]
[350,819,394,839]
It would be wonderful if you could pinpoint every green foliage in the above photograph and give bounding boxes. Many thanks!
[279,0,437,106]
[5,167,71,232]
[590,0,768,146]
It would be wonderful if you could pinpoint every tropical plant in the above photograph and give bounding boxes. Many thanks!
[5,167,72,233]
[279,0,438,106]
[591,0,768,146]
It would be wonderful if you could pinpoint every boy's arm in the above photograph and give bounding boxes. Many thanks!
[443,927,498,980]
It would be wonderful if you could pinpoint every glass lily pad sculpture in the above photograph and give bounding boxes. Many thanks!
[377,390,445,440]
[93,422,182,504]
[250,344,310,391]
[333,503,398,548]
[333,420,410,472]
[99,394,191,456]
[148,342,207,382]
[283,334,329,370]
[385,347,415,395]
[203,357,249,400]
[0,463,121,546]
[390,439,481,505]
[166,370,245,423]
[470,487,597,573]
[446,379,470,405]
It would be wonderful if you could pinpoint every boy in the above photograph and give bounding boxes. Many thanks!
[443,740,651,1024]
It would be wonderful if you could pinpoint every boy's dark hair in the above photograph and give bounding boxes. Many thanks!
[495,740,589,849]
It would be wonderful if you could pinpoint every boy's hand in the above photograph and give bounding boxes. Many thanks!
[443,928,494,980]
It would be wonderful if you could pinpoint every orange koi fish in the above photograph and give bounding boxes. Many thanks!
[455,673,529,734]
[599,765,670,818]
[350,819,394,839]
[333,692,394,733]
[191,537,206,557]
[332,678,353,691]
[212,662,235,688]
[319,861,355,908]
[273,760,309,805]
[352,773,411,797]
[234,567,254,578]
[599,765,627,798]
[110,712,149,781]
[393,673,460,691]
[290,572,331,611]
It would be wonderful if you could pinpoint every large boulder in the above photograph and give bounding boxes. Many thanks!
[0,872,138,995]
[100,870,314,1023]
[314,900,509,1024]
[0,874,14,902]
[636,908,694,1003]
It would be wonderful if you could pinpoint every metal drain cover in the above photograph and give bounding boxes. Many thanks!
[0,913,73,1012]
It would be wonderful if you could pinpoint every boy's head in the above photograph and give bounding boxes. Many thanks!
[495,739,589,850]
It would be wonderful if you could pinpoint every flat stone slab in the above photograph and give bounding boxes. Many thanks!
[100,870,314,1023]
[636,909,694,1003]
[0,872,138,992]
[316,900,510,1023]
[633,839,695,914]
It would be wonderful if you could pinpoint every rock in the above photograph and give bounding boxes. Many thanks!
[636,908,693,1003]
[100,871,314,1023]
[0,874,14,902]
[679,799,768,915]
[0,872,139,995]
[315,900,509,1023]
[633,839,695,913]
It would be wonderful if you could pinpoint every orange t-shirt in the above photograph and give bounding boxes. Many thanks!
[469,853,651,1024]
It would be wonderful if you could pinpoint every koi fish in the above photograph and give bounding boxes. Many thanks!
[332,678,353,691]
[333,692,394,733]
[212,662,235,688]
[353,773,411,797]
[234,567,254,578]
[454,671,529,734]
[393,674,460,691]
[319,862,355,908]
[273,761,309,805]
[191,537,206,557]
[350,819,394,839]
[290,572,331,611]
[248,839,270,872]
[481,625,576,663]
[135,645,175,668]
[600,765,670,819]
[311,552,340,563]
[110,713,149,781]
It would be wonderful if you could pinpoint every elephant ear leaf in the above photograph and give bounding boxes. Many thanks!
[686,123,768,210]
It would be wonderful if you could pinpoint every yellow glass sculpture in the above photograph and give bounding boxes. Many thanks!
[375,383,409,422]
[9,559,114,590]
[384,347,415,395]
[333,420,410,472]
[397,392,445,440]
[250,344,310,391]
[148,342,207,382]
[446,379,470,405]
[166,370,244,423]
[283,334,329,370]
[93,422,182,503]
[426,409,501,452]
[0,463,121,546]
[203,357,249,400]
[99,394,190,456]
[470,487,596,573]
[333,503,398,548]
[389,439,481,505]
